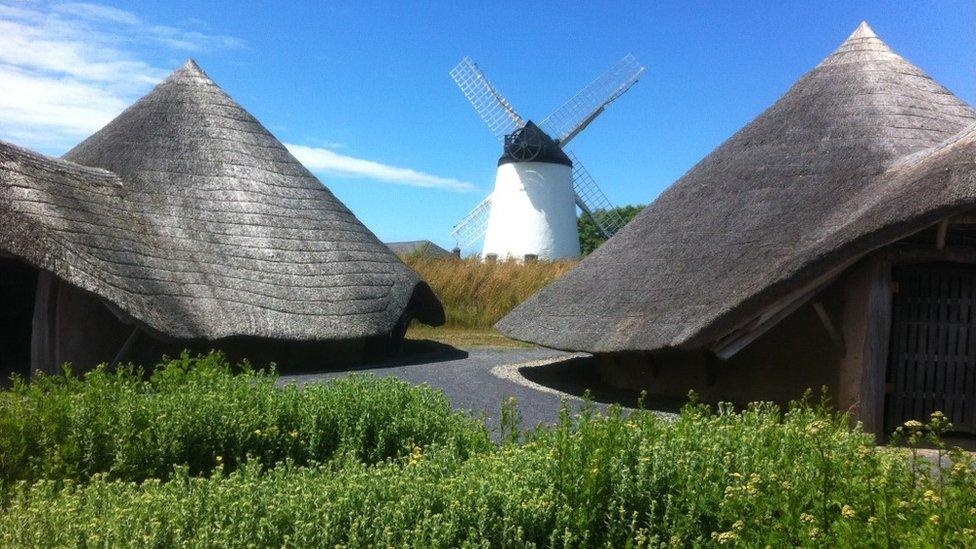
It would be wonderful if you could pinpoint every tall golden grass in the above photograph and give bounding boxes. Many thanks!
[402,256,576,329]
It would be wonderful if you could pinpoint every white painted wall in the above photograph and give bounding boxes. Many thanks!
[482,161,580,260]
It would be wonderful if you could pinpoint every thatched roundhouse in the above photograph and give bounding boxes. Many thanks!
[386,240,454,259]
[0,61,443,378]
[498,22,976,438]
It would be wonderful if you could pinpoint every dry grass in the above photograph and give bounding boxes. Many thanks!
[403,256,576,330]
[404,325,534,349]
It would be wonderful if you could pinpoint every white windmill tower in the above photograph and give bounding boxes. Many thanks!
[450,54,645,260]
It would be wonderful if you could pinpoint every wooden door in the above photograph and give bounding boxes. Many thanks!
[886,263,976,435]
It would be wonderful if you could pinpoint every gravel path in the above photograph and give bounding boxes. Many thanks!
[279,347,640,434]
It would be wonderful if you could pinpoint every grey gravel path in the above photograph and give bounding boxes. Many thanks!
[279,347,609,434]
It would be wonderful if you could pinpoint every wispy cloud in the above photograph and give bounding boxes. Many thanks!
[286,144,477,192]
[52,2,140,25]
[0,1,241,151]
[0,2,471,193]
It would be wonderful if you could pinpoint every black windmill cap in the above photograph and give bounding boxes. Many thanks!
[498,121,573,167]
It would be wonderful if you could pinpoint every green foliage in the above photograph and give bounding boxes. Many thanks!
[578,204,644,255]
[2,366,975,547]
[0,352,490,488]
[402,256,576,329]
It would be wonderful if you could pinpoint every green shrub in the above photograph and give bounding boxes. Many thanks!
[2,388,974,547]
[0,352,490,488]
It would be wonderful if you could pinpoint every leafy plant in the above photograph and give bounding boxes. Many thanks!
[2,368,975,547]
[0,352,490,489]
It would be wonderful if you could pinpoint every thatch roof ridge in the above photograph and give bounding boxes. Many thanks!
[497,22,976,353]
[1,61,443,343]
[815,21,902,67]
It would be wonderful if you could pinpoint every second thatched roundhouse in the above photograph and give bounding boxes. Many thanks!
[386,240,454,258]
[498,22,976,438]
[0,61,443,378]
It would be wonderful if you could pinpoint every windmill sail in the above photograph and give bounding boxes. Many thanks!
[450,193,493,247]
[449,54,640,256]
[569,152,628,239]
[540,54,645,148]
[451,57,525,141]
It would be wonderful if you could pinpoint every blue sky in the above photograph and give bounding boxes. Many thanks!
[1,1,973,252]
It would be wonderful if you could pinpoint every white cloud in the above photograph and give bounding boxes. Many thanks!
[0,1,239,151]
[0,64,131,149]
[286,144,477,192]
[0,1,471,192]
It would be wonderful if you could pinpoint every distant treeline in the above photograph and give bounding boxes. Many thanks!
[578,204,645,255]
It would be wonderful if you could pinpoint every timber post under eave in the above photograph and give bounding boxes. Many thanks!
[860,258,892,441]
[837,256,891,440]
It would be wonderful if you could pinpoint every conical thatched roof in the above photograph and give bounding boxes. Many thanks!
[386,240,453,258]
[1,60,442,342]
[498,22,976,353]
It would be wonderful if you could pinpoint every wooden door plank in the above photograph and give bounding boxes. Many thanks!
[887,264,976,434]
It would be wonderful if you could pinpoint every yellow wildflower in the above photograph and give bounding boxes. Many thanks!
[841,505,855,519]
[715,531,737,544]
[806,420,828,435]
[409,444,424,465]
[923,490,942,504]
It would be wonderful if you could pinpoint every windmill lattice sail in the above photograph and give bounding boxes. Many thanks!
[450,193,493,248]
[569,152,628,239]
[540,54,645,147]
[451,57,525,142]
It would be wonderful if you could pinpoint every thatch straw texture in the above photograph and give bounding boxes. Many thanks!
[1,60,442,342]
[498,22,976,353]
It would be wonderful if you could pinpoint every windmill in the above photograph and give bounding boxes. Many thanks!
[450,54,644,260]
